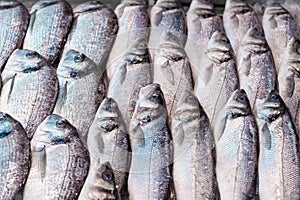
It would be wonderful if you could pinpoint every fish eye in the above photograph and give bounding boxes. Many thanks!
[202,13,214,18]
[172,55,183,62]
[236,94,247,103]
[0,114,7,122]
[296,46,300,55]
[220,37,228,43]
[70,70,78,78]
[74,54,84,63]
[102,170,113,182]
[25,52,37,58]
[270,93,279,101]
[56,120,65,128]
[239,8,251,14]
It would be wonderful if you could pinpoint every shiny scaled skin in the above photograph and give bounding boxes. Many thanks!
[0,112,30,200]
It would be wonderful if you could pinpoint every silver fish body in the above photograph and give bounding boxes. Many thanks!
[185,0,223,82]
[149,0,187,61]
[53,49,106,141]
[153,32,193,118]
[107,39,152,130]
[171,90,216,200]
[237,26,277,111]
[23,114,89,200]
[81,98,130,200]
[256,90,300,200]
[23,0,73,66]
[0,49,58,139]
[63,1,118,66]
[278,37,300,135]
[106,0,149,83]
[0,0,29,71]
[0,113,30,200]
[223,0,261,55]
[263,2,300,72]
[128,83,172,200]
[194,31,239,124]
[214,89,258,200]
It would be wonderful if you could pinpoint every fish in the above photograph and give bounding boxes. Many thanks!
[149,0,187,61]
[53,49,106,141]
[263,2,300,72]
[185,0,224,83]
[106,0,149,83]
[194,31,239,125]
[214,89,258,200]
[0,49,58,139]
[81,98,130,200]
[0,112,30,200]
[237,26,277,111]
[128,83,172,200]
[23,0,73,66]
[0,0,29,71]
[171,90,216,200]
[256,90,300,200]
[63,1,118,66]
[278,37,300,135]
[107,39,152,130]
[79,161,119,200]
[153,32,193,118]
[223,0,261,55]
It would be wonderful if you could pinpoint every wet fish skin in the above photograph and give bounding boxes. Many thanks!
[0,49,58,139]
[223,0,261,55]
[128,83,172,200]
[278,37,300,135]
[0,112,30,200]
[263,2,300,72]
[23,114,89,200]
[0,0,29,71]
[23,0,73,66]
[106,0,149,83]
[237,26,277,111]
[54,49,106,141]
[194,31,239,124]
[256,90,300,200]
[185,0,224,83]
[63,1,118,66]
[149,0,187,61]
[81,98,130,200]
[107,39,152,130]
[153,32,193,118]
[214,89,258,200]
[171,90,216,200]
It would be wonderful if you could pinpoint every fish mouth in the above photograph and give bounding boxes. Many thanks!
[265,3,288,16]
[156,0,181,9]
[73,1,105,14]
[195,8,216,18]
[0,1,19,9]
[123,0,146,6]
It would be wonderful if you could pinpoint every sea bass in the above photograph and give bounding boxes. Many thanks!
[171,90,216,200]
[263,2,300,72]
[237,26,277,111]
[149,0,186,61]
[194,31,239,124]
[63,1,118,66]
[0,0,29,71]
[223,0,261,55]
[0,112,30,200]
[106,0,149,83]
[185,0,223,81]
[81,98,130,200]
[107,39,152,130]
[0,49,58,139]
[23,114,89,200]
[214,89,258,200]
[23,0,73,66]
[153,32,193,118]
[256,90,300,200]
[53,49,106,141]
[128,83,172,200]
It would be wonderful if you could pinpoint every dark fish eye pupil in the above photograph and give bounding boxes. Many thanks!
[56,120,64,127]
[237,95,246,102]
[297,47,300,55]
[103,171,113,181]
[74,55,83,63]
[26,53,34,58]
[70,71,78,78]
[0,114,7,122]
[271,94,278,100]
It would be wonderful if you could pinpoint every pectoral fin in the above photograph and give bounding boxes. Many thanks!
[213,114,228,142]
[132,124,145,147]
[262,123,271,150]
[174,122,184,145]
[268,16,278,29]
[285,74,295,98]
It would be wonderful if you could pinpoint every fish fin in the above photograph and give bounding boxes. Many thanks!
[132,124,145,147]
[241,54,251,77]
[268,16,278,29]
[32,145,46,179]
[285,74,295,98]
[214,114,228,141]
[261,123,271,150]
[151,7,163,26]
[28,10,36,35]
[118,63,127,86]
[161,60,175,85]
[202,63,213,85]
[7,74,16,104]
[230,13,239,28]
[30,1,59,14]
[174,123,185,145]
[58,81,68,106]
[115,3,125,18]
[96,133,105,154]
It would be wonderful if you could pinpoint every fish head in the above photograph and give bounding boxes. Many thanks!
[6,49,47,74]
[226,89,252,118]
[205,31,233,64]
[155,0,182,10]
[191,0,216,18]
[95,98,121,133]
[57,50,99,79]
[256,90,285,122]
[73,1,105,15]
[264,2,290,21]
[225,0,253,14]
[32,114,77,150]
[0,112,22,139]
[0,0,20,9]
[241,26,269,54]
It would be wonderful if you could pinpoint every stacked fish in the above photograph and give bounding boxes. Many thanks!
[0,0,300,199]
